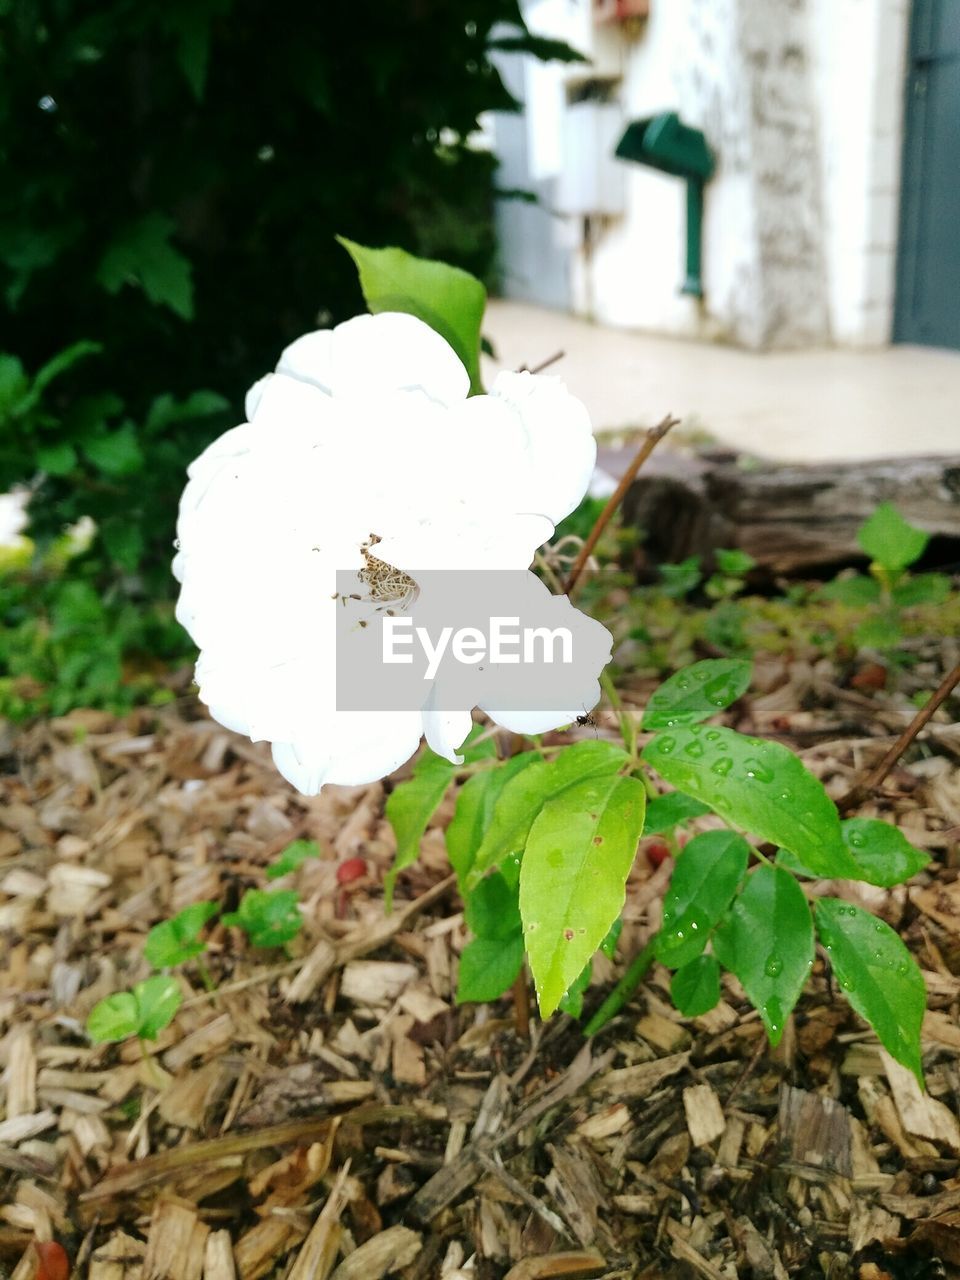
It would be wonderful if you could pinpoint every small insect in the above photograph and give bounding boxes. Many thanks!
[576,711,599,742]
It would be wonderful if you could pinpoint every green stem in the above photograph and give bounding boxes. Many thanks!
[600,669,637,761]
[584,935,658,1037]
[195,958,216,993]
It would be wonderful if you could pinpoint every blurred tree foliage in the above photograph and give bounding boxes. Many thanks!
[0,0,581,575]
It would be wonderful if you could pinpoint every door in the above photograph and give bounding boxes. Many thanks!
[895,0,960,349]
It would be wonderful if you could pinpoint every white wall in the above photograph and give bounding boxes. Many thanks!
[492,0,911,349]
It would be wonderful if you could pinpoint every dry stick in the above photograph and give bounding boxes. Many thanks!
[837,658,960,814]
[563,413,680,597]
[517,349,565,375]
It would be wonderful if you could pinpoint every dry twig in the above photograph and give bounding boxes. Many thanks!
[563,414,680,597]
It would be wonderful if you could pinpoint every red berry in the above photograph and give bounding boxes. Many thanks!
[336,857,367,885]
[34,1242,70,1280]
[646,841,670,869]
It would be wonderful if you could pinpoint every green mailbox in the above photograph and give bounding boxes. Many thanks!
[615,111,715,298]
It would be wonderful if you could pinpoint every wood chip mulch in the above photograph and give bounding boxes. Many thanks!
[2,654,960,1279]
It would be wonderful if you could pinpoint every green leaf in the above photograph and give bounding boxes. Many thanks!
[840,819,930,887]
[385,753,454,907]
[642,725,861,879]
[87,992,140,1043]
[82,424,144,477]
[0,354,28,416]
[655,831,749,969]
[101,519,145,572]
[97,214,194,320]
[486,33,587,62]
[819,575,882,606]
[456,934,524,1003]
[520,774,646,1018]
[145,389,230,433]
[465,871,521,941]
[36,441,78,476]
[642,791,711,836]
[712,866,813,1045]
[558,960,592,1018]
[814,898,925,1083]
[671,954,721,1017]
[468,741,629,888]
[854,615,902,650]
[714,548,756,575]
[32,340,102,397]
[642,659,752,730]
[892,573,951,607]
[268,838,322,880]
[858,503,928,573]
[144,901,219,968]
[446,752,540,886]
[222,889,302,948]
[338,237,486,394]
[600,917,622,960]
[659,556,702,598]
[132,975,183,1039]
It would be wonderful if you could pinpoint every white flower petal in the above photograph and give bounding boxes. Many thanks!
[330,313,470,405]
[272,710,423,793]
[483,687,601,737]
[422,701,472,765]
[492,371,596,525]
[276,329,335,393]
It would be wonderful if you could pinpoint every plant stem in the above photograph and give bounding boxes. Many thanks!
[195,959,216,993]
[564,412,680,598]
[583,936,658,1037]
[513,966,531,1038]
[600,669,637,761]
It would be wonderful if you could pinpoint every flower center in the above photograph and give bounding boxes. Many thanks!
[359,534,418,608]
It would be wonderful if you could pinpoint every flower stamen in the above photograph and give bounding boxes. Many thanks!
[359,534,419,609]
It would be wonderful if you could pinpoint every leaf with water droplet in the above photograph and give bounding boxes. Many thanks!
[838,819,930,887]
[642,725,860,879]
[655,830,749,969]
[642,659,753,731]
[468,741,629,889]
[671,954,721,1017]
[520,774,646,1018]
[778,818,930,888]
[712,865,814,1046]
[814,897,925,1084]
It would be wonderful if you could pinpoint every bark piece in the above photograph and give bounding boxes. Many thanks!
[142,1198,209,1280]
[777,1085,852,1176]
[683,1084,725,1148]
[328,1225,421,1279]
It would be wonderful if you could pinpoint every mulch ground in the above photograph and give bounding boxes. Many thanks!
[2,648,960,1280]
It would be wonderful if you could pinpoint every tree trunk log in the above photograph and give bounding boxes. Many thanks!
[606,448,960,575]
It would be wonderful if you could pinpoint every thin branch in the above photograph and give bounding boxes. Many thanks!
[837,659,960,813]
[517,350,565,375]
[563,413,680,597]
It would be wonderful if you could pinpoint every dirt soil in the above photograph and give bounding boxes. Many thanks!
[2,650,960,1280]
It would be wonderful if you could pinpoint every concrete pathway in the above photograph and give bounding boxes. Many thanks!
[483,301,960,463]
